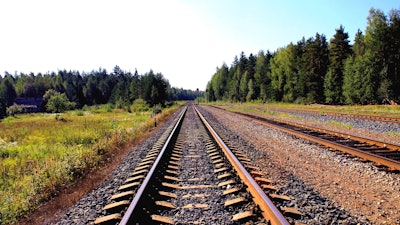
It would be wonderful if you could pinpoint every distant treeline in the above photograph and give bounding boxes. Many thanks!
[0,65,200,118]
[206,8,400,105]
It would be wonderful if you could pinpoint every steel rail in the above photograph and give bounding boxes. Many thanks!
[266,107,400,124]
[194,106,290,225]
[119,105,188,225]
[230,110,400,171]
[276,118,400,152]
[209,105,400,152]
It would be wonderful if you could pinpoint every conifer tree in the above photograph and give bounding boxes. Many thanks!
[324,25,352,104]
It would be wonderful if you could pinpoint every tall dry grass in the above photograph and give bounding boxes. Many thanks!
[0,103,181,224]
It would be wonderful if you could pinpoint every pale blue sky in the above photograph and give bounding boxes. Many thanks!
[0,0,398,90]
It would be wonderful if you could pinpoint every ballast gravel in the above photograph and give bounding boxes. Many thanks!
[159,106,264,224]
[272,111,400,146]
[200,105,400,224]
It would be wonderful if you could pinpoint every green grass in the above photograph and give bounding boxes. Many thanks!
[384,131,400,137]
[0,103,181,224]
[327,121,354,129]
[208,101,400,118]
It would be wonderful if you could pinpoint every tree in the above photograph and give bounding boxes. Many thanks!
[110,66,130,104]
[343,56,364,104]
[44,90,76,113]
[387,9,400,103]
[0,101,5,118]
[129,69,141,101]
[231,67,242,102]
[239,71,249,101]
[343,30,365,104]
[6,103,25,117]
[141,70,170,106]
[298,33,329,103]
[324,25,352,104]
[246,79,255,101]
[353,29,366,57]
[206,81,215,102]
[254,51,268,100]
[211,64,229,101]
[0,75,17,107]
[270,45,299,102]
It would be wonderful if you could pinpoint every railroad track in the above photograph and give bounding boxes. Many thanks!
[210,106,400,172]
[266,107,400,125]
[94,104,298,225]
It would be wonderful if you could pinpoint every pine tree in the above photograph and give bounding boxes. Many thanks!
[0,76,17,107]
[324,25,352,104]
[299,33,329,103]
[239,71,249,101]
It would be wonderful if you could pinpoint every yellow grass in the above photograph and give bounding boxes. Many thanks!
[0,103,181,224]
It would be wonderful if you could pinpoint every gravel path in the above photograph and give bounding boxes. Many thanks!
[200,105,400,224]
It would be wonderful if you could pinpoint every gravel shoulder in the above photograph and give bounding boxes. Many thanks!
[202,105,400,224]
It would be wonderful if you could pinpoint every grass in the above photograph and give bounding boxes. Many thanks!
[208,101,400,118]
[0,103,181,224]
[327,121,354,129]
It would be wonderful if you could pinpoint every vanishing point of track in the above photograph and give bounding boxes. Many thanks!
[94,104,295,224]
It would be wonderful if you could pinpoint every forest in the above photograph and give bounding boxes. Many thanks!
[205,8,400,105]
[0,65,199,118]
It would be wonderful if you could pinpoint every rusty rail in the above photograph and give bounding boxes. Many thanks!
[224,109,400,171]
[194,106,290,225]
[119,105,188,225]
[266,107,400,124]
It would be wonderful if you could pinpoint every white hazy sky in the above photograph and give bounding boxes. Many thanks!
[0,0,398,90]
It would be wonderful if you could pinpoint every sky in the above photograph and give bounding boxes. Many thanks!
[0,0,399,90]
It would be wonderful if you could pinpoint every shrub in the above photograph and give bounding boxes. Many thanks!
[75,110,84,116]
[6,104,25,117]
[44,90,76,113]
[152,104,162,115]
[130,99,150,112]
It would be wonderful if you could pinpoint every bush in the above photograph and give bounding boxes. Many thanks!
[152,104,162,115]
[6,103,25,117]
[130,99,150,112]
[44,90,76,113]
[105,104,113,112]
[75,110,84,116]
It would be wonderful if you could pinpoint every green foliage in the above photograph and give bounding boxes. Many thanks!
[0,75,17,108]
[130,99,150,112]
[0,101,6,118]
[44,90,76,113]
[324,25,351,104]
[75,110,84,116]
[1,66,194,119]
[205,6,400,105]
[211,64,229,100]
[152,104,162,115]
[298,33,329,103]
[6,103,25,117]
[167,87,201,101]
[254,50,272,101]
[239,71,249,101]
